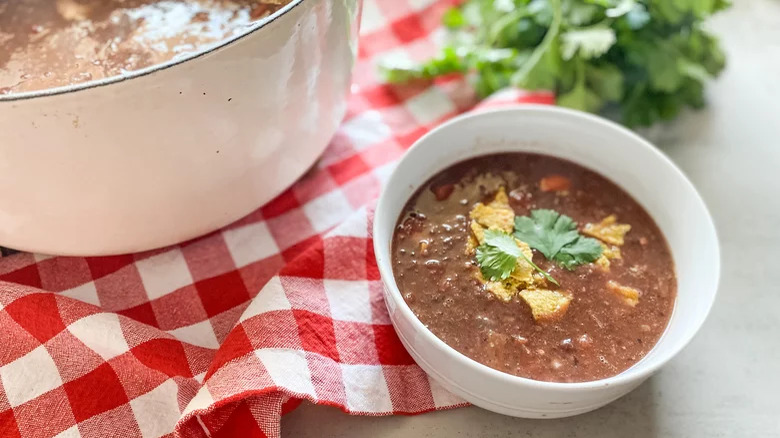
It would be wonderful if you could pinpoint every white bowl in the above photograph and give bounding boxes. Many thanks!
[373,106,720,418]
[0,0,361,255]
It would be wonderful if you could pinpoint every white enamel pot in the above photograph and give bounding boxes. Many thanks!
[0,0,361,255]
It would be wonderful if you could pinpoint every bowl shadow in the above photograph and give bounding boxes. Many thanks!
[282,378,661,438]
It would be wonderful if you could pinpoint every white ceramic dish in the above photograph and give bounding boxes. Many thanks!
[0,0,361,255]
[373,106,720,418]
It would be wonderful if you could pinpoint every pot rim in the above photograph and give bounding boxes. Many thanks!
[0,0,305,103]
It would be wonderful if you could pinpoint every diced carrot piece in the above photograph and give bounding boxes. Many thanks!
[539,175,571,192]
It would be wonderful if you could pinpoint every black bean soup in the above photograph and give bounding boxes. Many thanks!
[391,153,676,383]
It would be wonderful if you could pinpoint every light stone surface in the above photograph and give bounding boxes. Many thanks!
[283,1,780,436]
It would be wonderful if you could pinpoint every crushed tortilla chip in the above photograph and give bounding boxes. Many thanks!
[519,289,572,322]
[465,188,513,255]
[595,256,611,271]
[469,187,514,232]
[470,203,514,231]
[465,221,483,254]
[602,244,622,259]
[470,221,485,244]
[490,186,510,206]
[485,277,522,302]
[594,243,622,271]
[607,280,640,307]
[466,235,477,254]
[583,215,631,246]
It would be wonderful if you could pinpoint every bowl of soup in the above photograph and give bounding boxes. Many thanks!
[373,106,719,417]
[0,0,361,255]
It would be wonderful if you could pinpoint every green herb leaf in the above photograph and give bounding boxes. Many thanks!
[561,26,616,60]
[624,5,650,29]
[378,46,469,83]
[476,230,521,281]
[513,209,579,259]
[483,229,524,258]
[557,81,602,112]
[476,229,559,285]
[494,0,516,13]
[513,209,602,270]
[585,62,624,101]
[442,8,466,29]
[564,0,601,26]
[605,0,636,18]
[557,59,603,112]
[556,235,604,270]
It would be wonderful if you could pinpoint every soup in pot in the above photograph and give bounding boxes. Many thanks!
[0,0,292,94]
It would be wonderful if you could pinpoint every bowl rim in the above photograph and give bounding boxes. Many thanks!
[373,104,721,392]
[0,0,306,103]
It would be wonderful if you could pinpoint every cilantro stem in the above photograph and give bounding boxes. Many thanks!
[487,10,530,46]
[512,0,562,86]
[574,56,585,88]
[518,251,560,287]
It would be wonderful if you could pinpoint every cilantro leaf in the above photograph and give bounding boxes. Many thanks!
[476,229,560,285]
[475,246,516,281]
[476,230,522,281]
[493,0,515,13]
[556,235,604,269]
[378,47,468,83]
[442,8,466,29]
[484,229,524,257]
[585,62,623,101]
[513,209,579,259]
[564,1,601,26]
[558,58,615,112]
[513,209,602,270]
[626,40,684,92]
[557,73,602,111]
[605,0,637,18]
[561,26,616,61]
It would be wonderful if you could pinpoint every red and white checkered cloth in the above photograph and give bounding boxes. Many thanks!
[0,1,554,437]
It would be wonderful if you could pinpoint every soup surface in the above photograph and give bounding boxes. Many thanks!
[0,0,291,94]
[391,153,676,383]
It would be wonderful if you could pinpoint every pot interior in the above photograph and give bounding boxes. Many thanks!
[0,0,300,100]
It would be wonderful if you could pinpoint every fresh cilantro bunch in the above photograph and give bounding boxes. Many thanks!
[380,0,729,127]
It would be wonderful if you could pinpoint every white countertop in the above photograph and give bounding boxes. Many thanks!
[283,1,780,436]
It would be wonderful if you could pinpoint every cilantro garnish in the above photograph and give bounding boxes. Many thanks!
[476,229,559,286]
[379,0,728,127]
[513,209,602,270]
[476,230,519,281]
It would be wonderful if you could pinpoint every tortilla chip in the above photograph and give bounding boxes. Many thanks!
[583,215,631,246]
[519,289,572,322]
[594,243,622,271]
[469,188,514,232]
[607,280,640,307]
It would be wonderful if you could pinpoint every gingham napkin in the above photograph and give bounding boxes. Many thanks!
[0,1,554,436]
